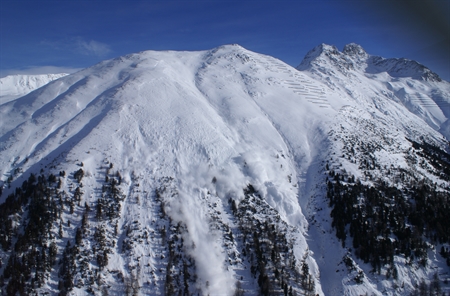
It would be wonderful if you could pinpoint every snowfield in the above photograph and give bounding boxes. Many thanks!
[0,73,69,104]
[0,44,449,295]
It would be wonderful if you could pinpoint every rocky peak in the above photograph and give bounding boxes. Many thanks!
[343,43,368,58]
[297,43,358,74]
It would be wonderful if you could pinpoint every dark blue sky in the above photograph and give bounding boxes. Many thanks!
[1,0,449,80]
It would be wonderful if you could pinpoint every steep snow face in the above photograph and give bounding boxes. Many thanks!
[0,44,449,295]
[0,73,69,104]
[297,44,450,296]
[0,46,327,295]
[0,45,338,228]
[297,43,450,139]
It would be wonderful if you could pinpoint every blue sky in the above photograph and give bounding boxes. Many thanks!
[1,0,449,80]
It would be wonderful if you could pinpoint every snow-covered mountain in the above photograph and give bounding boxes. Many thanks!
[0,44,449,295]
[0,73,69,104]
[298,43,450,138]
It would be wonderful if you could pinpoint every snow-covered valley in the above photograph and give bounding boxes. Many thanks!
[0,44,449,295]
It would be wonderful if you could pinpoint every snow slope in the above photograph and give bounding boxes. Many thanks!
[298,43,450,295]
[298,43,450,139]
[0,44,449,295]
[0,73,69,104]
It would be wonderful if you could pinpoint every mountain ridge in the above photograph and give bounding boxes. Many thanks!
[298,43,443,82]
[0,73,69,104]
[297,43,450,139]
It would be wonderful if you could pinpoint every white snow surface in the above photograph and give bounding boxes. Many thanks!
[1,44,449,295]
[0,73,69,104]
[298,43,450,139]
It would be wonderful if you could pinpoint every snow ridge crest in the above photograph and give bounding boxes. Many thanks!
[297,42,441,81]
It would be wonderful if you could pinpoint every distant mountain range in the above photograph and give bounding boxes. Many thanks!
[0,73,68,104]
[0,44,449,295]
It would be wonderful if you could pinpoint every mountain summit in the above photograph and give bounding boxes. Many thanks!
[0,44,449,295]
[342,43,367,57]
[298,43,442,82]
[298,43,450,138]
